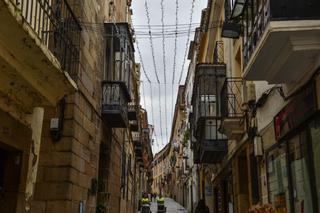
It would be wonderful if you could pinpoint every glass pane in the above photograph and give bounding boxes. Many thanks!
[205,119,216,140]
[267,144,291,213]
[309,119,320,208]
[200,95,217,117]
[289,132,313,213]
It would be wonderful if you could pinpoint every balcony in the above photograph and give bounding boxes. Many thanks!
[102,23,134,128]
[135,142,142,153]
[101,81,129,128]
[128,103,138,120]
[133,132,143,160]
[193,143,200,164]
[178,86,186,110]
[191,63,228,163]
[197,118,228,163]
[220,77,245,140]
[128,103,139,131]
[132,131,140,142]
[0,0,80,120]
[104,23,133,100]
[135,143,143,158]
[129,120,139,131]
[242,0,320,83]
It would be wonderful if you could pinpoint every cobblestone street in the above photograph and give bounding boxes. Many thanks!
[150,198,187,213]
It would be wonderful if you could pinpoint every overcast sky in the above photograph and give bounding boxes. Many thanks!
[132,0,207,154]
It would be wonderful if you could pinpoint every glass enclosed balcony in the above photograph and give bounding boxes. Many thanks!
[102,23,134,128]
[191,63,228,163]
[104,23,134,99]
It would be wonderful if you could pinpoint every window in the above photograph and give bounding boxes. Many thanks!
[288,132,313,213]
[267,127,317,212]
[267,144,291,212]
[309,120,320,207]
[200,95,216,117]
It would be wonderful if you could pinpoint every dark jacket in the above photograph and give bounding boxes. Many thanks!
[195,200,210,213]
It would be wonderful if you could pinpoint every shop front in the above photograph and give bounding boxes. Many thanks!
[266,81,320,213]
[213,168,234,213]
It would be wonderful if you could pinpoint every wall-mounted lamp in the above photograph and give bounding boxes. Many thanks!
[221,22,242,39]
[230,0,247,19]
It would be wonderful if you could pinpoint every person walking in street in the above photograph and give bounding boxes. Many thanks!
[140,192,151,213]
[195,199,210,213]
[156,194,166,212]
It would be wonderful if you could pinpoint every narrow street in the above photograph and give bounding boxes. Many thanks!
[1,0,320,212]
[150,198,187,213]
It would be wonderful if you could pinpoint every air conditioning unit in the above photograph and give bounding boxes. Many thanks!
[242,81,256,106]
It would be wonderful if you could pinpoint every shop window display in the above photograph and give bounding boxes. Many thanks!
[267,144,290,213]
[288,132,313,213]
[267,123,319,212]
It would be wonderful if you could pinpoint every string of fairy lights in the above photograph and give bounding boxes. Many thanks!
[134,0,199,152]
[77,0,205,153]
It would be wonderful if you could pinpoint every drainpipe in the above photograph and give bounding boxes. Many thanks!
[25,107,44,211]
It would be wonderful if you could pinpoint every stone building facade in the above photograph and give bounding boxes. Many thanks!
[172,0,320,213]
[0,0,152,213]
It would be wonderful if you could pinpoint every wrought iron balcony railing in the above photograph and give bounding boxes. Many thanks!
[132,132,140,142]
[101,81,129,128]
[14,0,81,78]
[221,77,244,118]
[128,103,138,120]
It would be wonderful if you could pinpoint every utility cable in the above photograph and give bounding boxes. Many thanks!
[144,0,161,83]
[141,81,147,110]
[143,81,159,148]
[172,0,179,85]
[135,37,151,83]
[171,0,179,135]
[158,84,164,145]
[161,0,168,145]
[178,0,196,84]
[149,83,158,146]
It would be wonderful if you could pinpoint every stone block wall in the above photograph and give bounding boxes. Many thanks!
[30,1,106,212]
[29,0,139,212]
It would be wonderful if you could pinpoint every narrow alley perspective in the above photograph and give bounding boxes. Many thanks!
[0,0,320,213]
[149,198,187,213]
